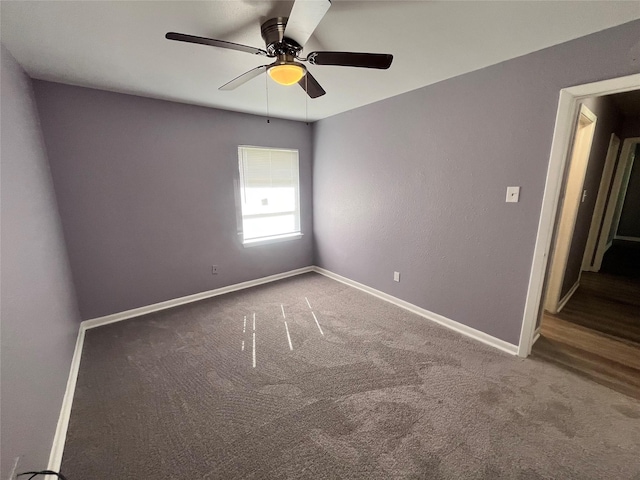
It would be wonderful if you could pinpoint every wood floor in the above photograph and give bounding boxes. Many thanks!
[533,271,640,400]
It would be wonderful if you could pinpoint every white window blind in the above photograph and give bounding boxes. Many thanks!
[238,146,301,243]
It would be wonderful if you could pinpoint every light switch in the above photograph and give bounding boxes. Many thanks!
[506,186,520,203]
[393,271,400,282]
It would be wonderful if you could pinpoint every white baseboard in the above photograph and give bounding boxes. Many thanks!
[312,267,518,356]
[47,325,86,473]
[47,265,313,472]
[49,264,522,471]
[614,235,640,243]
[557,280,580,313]
[82,266,314,330]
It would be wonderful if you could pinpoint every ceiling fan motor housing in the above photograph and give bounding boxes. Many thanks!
[261,17,302,58]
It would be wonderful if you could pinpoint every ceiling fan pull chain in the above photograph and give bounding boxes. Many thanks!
[265,73,270,124]
[305,74,309,125]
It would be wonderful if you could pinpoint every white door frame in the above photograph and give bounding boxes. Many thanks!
[582,133,620,272]
[593,137,640,269]
[610,139,639,240]
[543,104,597,315]
[517,73,640,358]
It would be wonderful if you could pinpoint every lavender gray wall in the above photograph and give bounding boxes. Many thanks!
[560,96,621,298]
[33,82,313,320]
[313,20,640,346]
[617,143,640,238]
[1,46,80,476]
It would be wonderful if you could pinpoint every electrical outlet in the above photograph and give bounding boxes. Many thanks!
[211,265,218,275]
[393,271,400,282]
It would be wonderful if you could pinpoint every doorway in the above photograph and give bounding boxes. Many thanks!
[518,74,640,398]
[588,137,639,271]
[519,73,640,358]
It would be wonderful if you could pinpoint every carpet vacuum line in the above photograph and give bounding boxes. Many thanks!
[305,297,325,336]
[281,304,293,350]
[311,311,324,336]
[241,315,246,351]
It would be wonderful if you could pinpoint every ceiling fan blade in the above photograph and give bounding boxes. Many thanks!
[308,51,393,69]
[298,71,326,98]
[284,0,331,47]
[219,65,269,91]
[165,32,268,56]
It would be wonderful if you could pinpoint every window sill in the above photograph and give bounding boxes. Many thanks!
[242,232,303,248]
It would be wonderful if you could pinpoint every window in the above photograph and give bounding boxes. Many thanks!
[237,146,301,246]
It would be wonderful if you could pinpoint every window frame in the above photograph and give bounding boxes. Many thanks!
[236,145,303,247]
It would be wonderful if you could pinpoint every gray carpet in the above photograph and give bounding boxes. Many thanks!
[62,272,640,479]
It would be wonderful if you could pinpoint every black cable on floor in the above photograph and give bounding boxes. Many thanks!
[18,471,68,480]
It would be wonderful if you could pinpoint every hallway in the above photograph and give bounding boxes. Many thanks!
[534,270,640,399]
[600,239,640,280]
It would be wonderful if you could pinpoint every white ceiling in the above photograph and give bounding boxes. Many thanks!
[2,1,639,122]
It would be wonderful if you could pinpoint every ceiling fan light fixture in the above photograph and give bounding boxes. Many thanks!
[268,63,306,86]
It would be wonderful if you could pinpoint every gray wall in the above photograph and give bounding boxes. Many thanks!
[617,143,640,238]
[313,20,640,346]
[1,46,80,476]
[560,96,621,298]
[33,82,314,320]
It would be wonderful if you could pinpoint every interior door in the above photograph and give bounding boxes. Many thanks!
[582,133,620,271]
[544,104,597,314]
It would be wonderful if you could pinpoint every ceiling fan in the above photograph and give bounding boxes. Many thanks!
[165,0,393,99]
